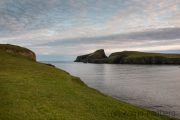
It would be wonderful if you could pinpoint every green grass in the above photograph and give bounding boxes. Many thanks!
[110,51,180,59]
[88,49,106,57]
[0,44,36,61]
[0,50,179,120]
[0,44,32,53]
[94,49,105,53]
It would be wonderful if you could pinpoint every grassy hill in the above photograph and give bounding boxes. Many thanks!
[107,51,180,64]
[0,44,36,61]
[0,46,179,120]
[110,51,180,59]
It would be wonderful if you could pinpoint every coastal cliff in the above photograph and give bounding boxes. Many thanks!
[0,44,36,61]
[75,50,180,64]
[74,49,107,63]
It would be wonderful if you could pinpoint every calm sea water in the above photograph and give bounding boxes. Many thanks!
[45,61,180,118]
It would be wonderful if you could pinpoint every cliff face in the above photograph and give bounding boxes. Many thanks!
[120,56,180,64]
[74,49,107,63]
[75,50,180,64]
[0,44,36,61]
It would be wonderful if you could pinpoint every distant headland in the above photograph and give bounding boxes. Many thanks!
[74,49,180,64]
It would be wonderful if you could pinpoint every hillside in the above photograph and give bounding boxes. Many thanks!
[75,50,180,64]
[0,44,36,61]
[0,45,178,119]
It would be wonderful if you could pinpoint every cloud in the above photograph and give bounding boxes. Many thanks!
[36,27,180,46]
[28,27,180,57]
[0,0,180,60]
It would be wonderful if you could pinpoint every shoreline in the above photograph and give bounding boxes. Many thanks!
[49,61,179,119]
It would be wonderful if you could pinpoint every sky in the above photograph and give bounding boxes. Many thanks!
[0,0,180,61]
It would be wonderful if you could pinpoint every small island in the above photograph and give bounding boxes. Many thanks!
[74,49,180,64]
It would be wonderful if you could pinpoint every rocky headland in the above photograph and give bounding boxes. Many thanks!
[74,49,107,63]
[74,49,180,64]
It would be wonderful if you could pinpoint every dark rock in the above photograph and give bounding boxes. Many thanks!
[74,49,107,63]
[44,63,55,67]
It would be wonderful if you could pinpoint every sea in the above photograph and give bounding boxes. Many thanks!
[43,61,180,118]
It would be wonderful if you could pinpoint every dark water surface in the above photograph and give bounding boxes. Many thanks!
[45,61,180,118]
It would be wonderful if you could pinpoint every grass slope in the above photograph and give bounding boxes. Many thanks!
[0,44,32,53]
[0,50,178,120]
[0,44,36,61]
[107,51,180,64]
[110,51,180,59]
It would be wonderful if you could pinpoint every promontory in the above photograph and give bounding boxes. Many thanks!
[74,49,180,64]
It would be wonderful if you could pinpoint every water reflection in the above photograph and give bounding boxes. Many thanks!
[46,61,180,118]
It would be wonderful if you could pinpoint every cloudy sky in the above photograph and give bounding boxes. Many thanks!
[0,0,180,61]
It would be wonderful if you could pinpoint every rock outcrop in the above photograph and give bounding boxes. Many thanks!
[0,44,36,61]
[75,50,180,64]
[74,49,107,63]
